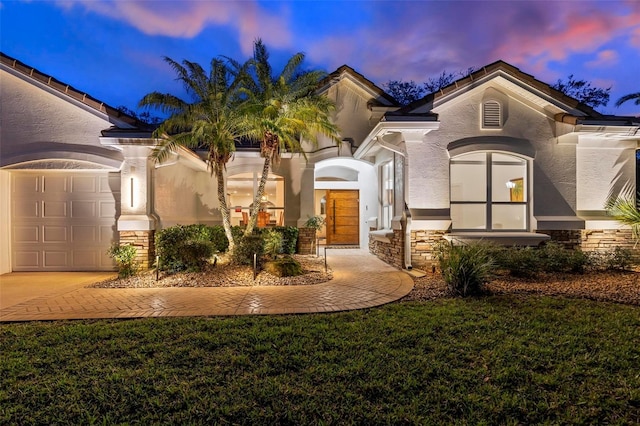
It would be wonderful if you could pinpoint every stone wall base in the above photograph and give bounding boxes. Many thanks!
[378,228,637,272]
[410,229,448,270]
[119,230,155,270]
[297,228,317,255]
[580,229,635,253]
[537,230,581,250]
[368,228,404,269]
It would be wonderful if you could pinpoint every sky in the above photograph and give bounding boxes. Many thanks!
[1,0,639,117]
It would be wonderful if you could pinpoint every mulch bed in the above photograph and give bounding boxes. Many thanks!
[404,270,640,306]
[90,255,331,289]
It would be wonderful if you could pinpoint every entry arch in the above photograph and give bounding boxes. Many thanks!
[313,158,376,247]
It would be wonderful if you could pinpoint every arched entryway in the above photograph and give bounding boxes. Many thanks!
[313,158,376,247]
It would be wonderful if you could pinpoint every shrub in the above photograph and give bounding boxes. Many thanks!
[539,242,590,274]
[493,246,542,278]
[272,226,299,254]
[107,244,139,278]
[179,240,216,271]
[232,233,265,266]
[436,241,494,297]
[263,229,284,259]
[156,224,226,272]
[264,256,303,277]
[590,247,636,271]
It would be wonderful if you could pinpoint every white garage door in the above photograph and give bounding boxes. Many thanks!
[11,172,120,271]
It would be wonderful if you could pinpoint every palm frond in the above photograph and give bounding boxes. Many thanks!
[614,92,640,107]
[606,195,640,240]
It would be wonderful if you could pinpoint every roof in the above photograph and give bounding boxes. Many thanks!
[319,65,400,107]
[396,60,607,120]
[0,51,153,132]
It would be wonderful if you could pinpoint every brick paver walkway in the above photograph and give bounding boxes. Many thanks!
[0,249,413,322]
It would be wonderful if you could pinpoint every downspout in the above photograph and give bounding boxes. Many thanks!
[404,203,412,270]
[377,134,413,270]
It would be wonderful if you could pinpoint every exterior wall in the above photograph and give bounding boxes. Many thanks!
[0,68,122,168]
[410,229,448,269]
[537,230,581,250]
[119,230,155,270]
[409,81,579,228]
[576,138,636,212]
[319,76,386,151]
[580,229,635,253]
[154,161,219,228]
[297,228,317,255]
[368,228,404,269]
[313,157,378,248]
[0,170,11,274]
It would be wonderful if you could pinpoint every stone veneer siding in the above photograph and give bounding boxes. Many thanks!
[297,227,317,255]
[119,230,155,270]
[537,230,582,250]
[410,230,448,270]
[539,229,635,253]
[579,229,635,252]
[368,228,404,269]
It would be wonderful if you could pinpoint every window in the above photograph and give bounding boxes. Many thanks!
[227,172,284,227]
[482,101,501,128]
[450,152,527,230]
[381,161,394,229]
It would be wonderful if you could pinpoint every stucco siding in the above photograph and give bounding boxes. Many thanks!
[0,69,121,167]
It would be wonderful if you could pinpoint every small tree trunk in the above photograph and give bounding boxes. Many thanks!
[244,150,273,236]
[215,165,235,253]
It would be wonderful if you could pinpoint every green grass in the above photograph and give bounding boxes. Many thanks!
[1,297,639,424]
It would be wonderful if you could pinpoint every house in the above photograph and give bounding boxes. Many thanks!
[1,52,639,274]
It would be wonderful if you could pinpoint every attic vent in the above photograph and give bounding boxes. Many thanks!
[483,101,501,128]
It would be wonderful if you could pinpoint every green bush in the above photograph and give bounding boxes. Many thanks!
[264,256,303,277]
[436,241,494,297]
[590,247,636,271]
[493,242,591,276]
[272,226,299,254]
[263,229,284,259]
[232,233,265,266]
[493,246,542,278]
[107,244,139,278]
[156,224,227,272]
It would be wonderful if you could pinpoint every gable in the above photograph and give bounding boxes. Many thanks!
[0,53,151,169]
[318,65,399,148]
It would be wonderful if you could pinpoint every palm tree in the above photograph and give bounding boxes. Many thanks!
[236,40,340,235]
[615,92,640,107]
[607,195,640,242]
[139,57,248,252]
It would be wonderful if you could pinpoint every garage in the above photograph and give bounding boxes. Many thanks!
[11,171,120,271]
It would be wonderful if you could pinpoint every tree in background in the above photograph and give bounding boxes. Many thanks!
[551,75,611,109]
[384,68,476,106]
[116,105,162,125]
[383,80,425,106]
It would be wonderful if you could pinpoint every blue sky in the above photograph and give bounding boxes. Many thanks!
[1,0,639,116]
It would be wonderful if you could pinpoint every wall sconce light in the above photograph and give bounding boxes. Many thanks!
[130,177,135,208]
[505,181,516,189]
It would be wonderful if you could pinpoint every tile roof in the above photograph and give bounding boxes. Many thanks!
[396,60,605,120]
[0,51,152,131]
[320,64,400,107]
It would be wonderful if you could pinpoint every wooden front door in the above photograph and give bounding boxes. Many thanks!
[325,190,359,245]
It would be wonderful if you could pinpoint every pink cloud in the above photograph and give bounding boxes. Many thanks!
[587,50,619,68]
[55,0,292,55]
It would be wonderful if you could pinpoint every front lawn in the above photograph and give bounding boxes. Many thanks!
[1,297,639,424]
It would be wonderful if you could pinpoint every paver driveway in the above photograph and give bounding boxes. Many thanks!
[0,249,414,322]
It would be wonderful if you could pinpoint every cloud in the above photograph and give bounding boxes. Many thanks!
[587,50,619,68]
[305,1,640,87]
[55,0,292,55]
